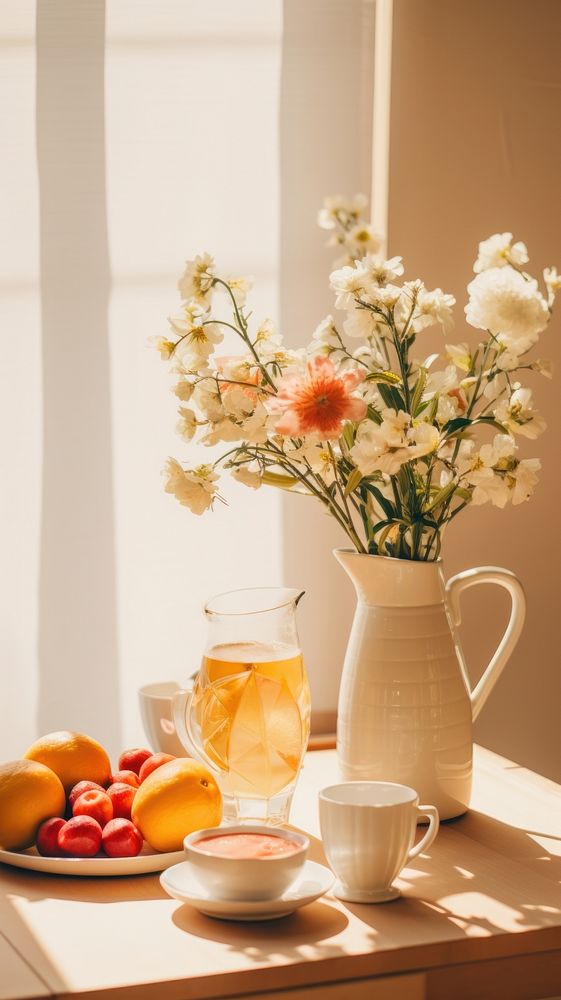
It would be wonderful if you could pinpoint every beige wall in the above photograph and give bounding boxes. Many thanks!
[389,0,561,780]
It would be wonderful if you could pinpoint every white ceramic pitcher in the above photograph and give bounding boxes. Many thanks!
[335,549,526,820]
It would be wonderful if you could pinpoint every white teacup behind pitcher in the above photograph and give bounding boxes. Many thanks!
[138,681,193,758]
[319,781,439,903]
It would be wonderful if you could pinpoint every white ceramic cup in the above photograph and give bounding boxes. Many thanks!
[319,781,439,903]
[138,681,192,757]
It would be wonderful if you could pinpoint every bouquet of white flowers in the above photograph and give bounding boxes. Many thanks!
[156,196,557,561]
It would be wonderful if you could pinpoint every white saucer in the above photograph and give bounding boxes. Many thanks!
[160,859,335,921]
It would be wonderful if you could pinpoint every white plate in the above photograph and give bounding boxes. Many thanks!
[0,844,186,877]
[160,859,335,921]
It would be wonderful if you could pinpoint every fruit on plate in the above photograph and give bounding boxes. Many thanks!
[106,782,136,820]
[102,818,143,858]
[138,752,176,784]
[109,769,140,789]
[132,758,222,852]
[73,789,113,828]
[0,759,66,851]
[36,817,67,857]
[68,780,106,809]
[58,816,103,857]
[118,747,153,775]
[24,731,111,793]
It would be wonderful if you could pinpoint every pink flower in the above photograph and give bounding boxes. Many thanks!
[270,356,367,439]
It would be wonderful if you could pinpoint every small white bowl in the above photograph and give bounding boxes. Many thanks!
[184,824,309,901]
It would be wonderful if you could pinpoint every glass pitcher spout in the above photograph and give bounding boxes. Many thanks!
[204,587,305,617]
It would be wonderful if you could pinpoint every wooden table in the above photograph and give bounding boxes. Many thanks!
[1,746,561,1000]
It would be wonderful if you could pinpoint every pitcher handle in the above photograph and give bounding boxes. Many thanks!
[172,687,224,776]
[172,688,199,759]
[445,566,526,722]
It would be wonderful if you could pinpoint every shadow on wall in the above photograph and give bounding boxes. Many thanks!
[36,0,121,752]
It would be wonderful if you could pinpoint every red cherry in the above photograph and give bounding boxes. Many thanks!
[58,816,102,857]
[102,819,143,858]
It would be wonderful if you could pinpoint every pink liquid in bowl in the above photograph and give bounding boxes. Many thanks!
[194,833,302,859]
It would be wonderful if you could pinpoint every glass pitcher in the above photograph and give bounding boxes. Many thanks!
[172,588,311,825]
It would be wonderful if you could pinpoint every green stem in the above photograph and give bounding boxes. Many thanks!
[212,278,277,390]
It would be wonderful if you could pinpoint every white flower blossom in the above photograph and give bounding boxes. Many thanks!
[508,458,541,505]
[364,284,403,310]
[317,193,368,230]
[343,307,376,339]
[350,409,413,475]
[221,385,255,419]
[168,299,207,337]
[445,343,471,372]
[344,223,383,257]
[152,337,175,360]
[238,404,270,444]
[227,275,253,306]
[174,378,195,402]
[459,434,531,508]
[408,422,440,458]
[178,253,215,304]
[494,386,546,439]
[202,419,247,446]
[329,263,369,309]
[286,438,336,484]
[482,371,506,402]
[414,288,456,331]
[465,267,549,353]
[193,381,224,422]
[495,348,522,372]
[530,358,553,378]
[544,266,561,307]
[362,255,404,287]
[169,305,223,371]
[253,319,285,363]
[163,459,219,514]
[231,461,262,489]
[308,315,340,357]
[425,366,467,424]
[473,233,529,274]
[176,407,197,441]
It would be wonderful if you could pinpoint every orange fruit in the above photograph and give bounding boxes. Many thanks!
[24,731,111,793]
[0,759,66,850]
[131,758,222,852]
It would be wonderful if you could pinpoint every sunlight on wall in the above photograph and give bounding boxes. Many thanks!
[105,2,283,748]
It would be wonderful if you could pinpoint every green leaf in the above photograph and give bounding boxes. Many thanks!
[340,425,355,451]
[261,471,303,491]
[362,483,395,519]
[365,370,402,385]
[473,416,509,433]
[377,522,400,552]
[423,480,457,514]
[367,404,382,425]
[344,468,363,495]
[442,416,472,434]
[411,367,428,417]
[378,383,405,411]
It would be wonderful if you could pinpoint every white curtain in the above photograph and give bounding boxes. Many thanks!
[0,0,375,759]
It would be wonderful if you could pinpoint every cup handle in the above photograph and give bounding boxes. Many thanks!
[171,688,198,758]
[407,805,440,861]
